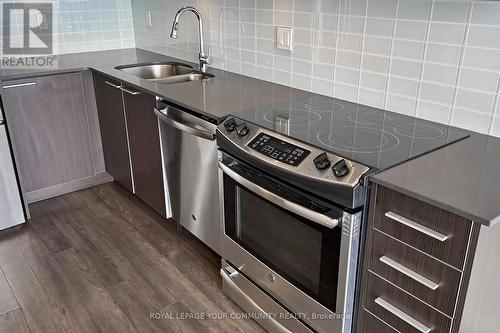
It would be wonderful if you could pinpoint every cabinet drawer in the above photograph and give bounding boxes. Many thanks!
[358,309,397,333]
[369,230,461,317]
[373,186,472,269]
[364,272,451,333]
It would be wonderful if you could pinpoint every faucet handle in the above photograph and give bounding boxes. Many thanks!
[201,54,212,65]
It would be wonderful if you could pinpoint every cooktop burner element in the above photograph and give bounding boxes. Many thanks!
[262,108,322,125]
[317,126,401,154]
[234,97,470,170]
[393,123,445,140]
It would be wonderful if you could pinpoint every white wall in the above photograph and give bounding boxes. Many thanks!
[132,0,500,138]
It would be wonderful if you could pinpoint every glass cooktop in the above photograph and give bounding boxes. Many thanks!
[235,97,470,170]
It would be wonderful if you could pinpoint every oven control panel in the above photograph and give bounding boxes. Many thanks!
[248,133,310,166]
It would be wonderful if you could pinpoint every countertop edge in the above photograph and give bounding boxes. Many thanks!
[369,176,497,227]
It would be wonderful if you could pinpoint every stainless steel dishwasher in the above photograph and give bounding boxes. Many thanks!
[154,100,221,255]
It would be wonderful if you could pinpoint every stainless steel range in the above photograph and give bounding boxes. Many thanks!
[216,116,372,333]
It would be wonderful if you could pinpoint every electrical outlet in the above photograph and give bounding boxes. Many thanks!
[276,26,292,51]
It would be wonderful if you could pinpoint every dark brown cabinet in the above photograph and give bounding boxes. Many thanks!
[357,184,478,333]
[123,90,165,216]
[1,72,108,203]
[93,73,165,216]
[94,74,133,192]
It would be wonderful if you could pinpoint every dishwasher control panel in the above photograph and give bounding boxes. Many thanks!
[248,133,310,166]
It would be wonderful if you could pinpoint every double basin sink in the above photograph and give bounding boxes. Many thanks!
[115,62,214,84]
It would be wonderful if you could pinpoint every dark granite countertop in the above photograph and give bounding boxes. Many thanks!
[1,48,499,227]
[371,133,500,227]
[0,48,308,122]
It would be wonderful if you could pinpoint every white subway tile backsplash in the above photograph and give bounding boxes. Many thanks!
[334,83,358,101]
[317,0,339,14]
[339,0,367,16]
[292,74,312,91]
[431,1,470,23]
[471,2,500,26]
[294,0,315,13]
[455,89,496,115]
[388,77,419,97]
[467,25,500,49]
[336,50,362,69]
[420,82,455,105]
[417,101,452,123]
[452,108,492,133]
[293,59,313,76]
[336,67,360,86]
[314,31,337,49]
[312,63,334,81]
[131,0,500,137]
[422,63,459,86]
[360,72,388,91]
[392,40,425,60]
[294,29,314,45]
[338,16,365,34]
[425,43,462,66]
[363,36,392,56]
[311,78,333,96]
[294,12,314,29]
[313,47,336,64]
[459,68,499,93]
[463,47,500,71]
[387,94,417,116]
[362,55,390,74]
[365,18,394,37]
[397,0,432,20]
[428,22,466,44]
[338,34,363,52]
[367,0,397,18]
[391,59,422,79]
[359,88,386,108]
[395,20,428,41]
[314,14,338,32]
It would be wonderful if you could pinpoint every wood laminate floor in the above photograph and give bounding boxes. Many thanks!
[0,183,265,333]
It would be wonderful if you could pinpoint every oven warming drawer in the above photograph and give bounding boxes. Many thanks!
[221,260,313,333]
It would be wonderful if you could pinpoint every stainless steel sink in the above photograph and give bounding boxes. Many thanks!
[115,62,214,84]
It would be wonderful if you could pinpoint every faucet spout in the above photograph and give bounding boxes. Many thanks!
[170,6,211,72]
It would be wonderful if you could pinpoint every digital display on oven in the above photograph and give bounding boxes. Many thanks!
[248,133,311,166]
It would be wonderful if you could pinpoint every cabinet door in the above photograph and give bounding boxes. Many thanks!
[1,73,95,194]
[123,87,166,216]
[93,74,133,192]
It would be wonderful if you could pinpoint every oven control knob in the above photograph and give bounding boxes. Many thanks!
[313,152,331,170]
[332,159,350,178]
[236,123,249,136]
[224,118,238,132]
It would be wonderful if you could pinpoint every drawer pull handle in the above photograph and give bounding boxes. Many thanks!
[380,256,439,290]
[385,211,448,242]
[104,81,122,89]
[375,297,431,333]
[2,82,36,89]
[120,86,142,95]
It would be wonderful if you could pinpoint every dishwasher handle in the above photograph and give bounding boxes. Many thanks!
[154,107,215,141]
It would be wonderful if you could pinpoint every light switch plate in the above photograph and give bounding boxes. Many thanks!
[276,26,292,51]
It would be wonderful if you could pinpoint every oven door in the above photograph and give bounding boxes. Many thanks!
[218,153,362,333]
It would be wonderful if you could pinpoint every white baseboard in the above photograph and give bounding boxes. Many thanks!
[25,172,114,204]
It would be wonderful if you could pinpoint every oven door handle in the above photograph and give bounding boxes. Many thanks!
[218,162,340,229]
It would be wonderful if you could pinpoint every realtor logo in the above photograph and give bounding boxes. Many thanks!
[2,2,53,55]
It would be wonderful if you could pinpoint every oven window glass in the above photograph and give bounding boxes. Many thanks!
[224,175,341,312]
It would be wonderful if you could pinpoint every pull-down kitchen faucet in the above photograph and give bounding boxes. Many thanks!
[170,6,211,73]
